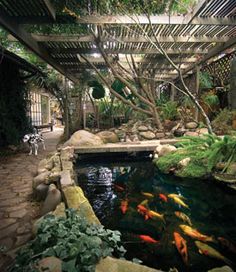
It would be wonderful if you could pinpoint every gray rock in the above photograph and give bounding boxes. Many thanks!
[155,132,165,139]
[138,125,149,132]
[155,144,177,157]
[207,266,234,272]
[184,131,199,137]
[36,256,62,272]
[139,131,156,140]
[34,183,49,201]
[60,170,74,188]
[185,122,198,129]
[96,131,119,143]
[33,171,50,188]
[64,130,104,147]
[41,184,61,216]
[96,256,162,272]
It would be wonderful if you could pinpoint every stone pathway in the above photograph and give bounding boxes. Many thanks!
[0,128,63,270]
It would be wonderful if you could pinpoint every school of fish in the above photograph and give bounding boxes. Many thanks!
[115,185,235,268]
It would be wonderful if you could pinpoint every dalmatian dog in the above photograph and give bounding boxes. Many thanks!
[23,130,46,156]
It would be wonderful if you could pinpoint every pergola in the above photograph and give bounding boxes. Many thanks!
[0,0,235,83]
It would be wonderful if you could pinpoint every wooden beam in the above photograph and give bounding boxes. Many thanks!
[54,57,197,64]
[50,47,208,55]
[31,34,230,43]
[42,0,56,21]
[181,36,236,75]
[15,15,235,26]
[0,10,77,83]
[185,0,208,24]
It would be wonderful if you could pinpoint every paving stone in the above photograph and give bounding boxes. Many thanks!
[0,237,14,251]
[0,202,28,212]
[0,193,18,200]
[0,223,19,239]
[9,209,28,218]
[17,223,32,234]
[0,219,17,229]
[15,234,32,247]
[0,198,24,207]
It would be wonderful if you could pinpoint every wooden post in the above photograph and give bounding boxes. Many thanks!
[195,66,200,121]
[64,76,70,139]
[170,83,176,101]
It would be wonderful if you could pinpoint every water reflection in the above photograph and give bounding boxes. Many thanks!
[76,160,236,272]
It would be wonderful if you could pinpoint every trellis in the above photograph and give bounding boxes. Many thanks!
[0,0,235,83]
[202,51,236,86]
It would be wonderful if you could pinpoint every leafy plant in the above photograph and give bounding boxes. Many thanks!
[202,93,219,107]
[199,72,213,89]
[212,109,235,135]
[156,134,236,178]
[160,101,179,121]
[89,81,105,99]
[9,209,126,272]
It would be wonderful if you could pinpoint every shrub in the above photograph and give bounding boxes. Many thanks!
[8,209,126,272]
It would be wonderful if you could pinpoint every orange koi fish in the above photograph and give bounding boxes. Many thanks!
[179,225,215,242]
[149,210,165,223]
[139,235,159,243]
[141,192,154,198]
[137,205,151,220]
[120,199,128,214]
[195,241,233,266]
[173,232,188,265]
[159,193,168,202]
[218,237,236,255]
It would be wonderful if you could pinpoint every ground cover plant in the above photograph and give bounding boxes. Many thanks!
[8,209,126,272]
[155,134,236,179]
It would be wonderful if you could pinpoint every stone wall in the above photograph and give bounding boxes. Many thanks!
[33,146,163,272]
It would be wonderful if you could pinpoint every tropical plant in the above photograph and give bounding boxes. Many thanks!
[199,71,213,89]
[8,209,126,272]
[156,134,236,178]
[160,101,179,121]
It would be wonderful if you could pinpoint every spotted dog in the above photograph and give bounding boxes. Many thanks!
[23,132,45,156]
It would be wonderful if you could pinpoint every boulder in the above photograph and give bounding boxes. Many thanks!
[155,132,165,139]
[226,163,236,175]
[96,131,119,143]
[34,183,49,201]
[139,131,156,140]
[138,125,149,132]
[64,130,104,147]
[63,186,100,225]
[178,157,191,168]
[155,144,177,157]
[184,131,199,137]
[37,157,54,174]
[60,170,74,188]
[96,256,162,272]
[36,257,62,272]
[196,128,209,135]
[185,122,198,129]
[33,171,50,188]
[41,184,62,216]
[207,266,234,272]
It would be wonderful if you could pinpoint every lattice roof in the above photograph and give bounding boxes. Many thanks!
[0,0,235,82]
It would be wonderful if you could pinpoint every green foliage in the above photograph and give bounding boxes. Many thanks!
[156,134,236,178]
[212,109,236,135]
[9,209,126,272]
[89,81,105,99]
[160,101,179,121]
[202,94,219,107]
[111,79,126,97]
[199,72,213,89]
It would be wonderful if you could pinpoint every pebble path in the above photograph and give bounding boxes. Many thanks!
[0,128,63,270]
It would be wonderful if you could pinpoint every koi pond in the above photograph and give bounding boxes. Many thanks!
[75,153,236,272]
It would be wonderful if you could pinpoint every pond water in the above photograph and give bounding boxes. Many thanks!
[75,154,236,272]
